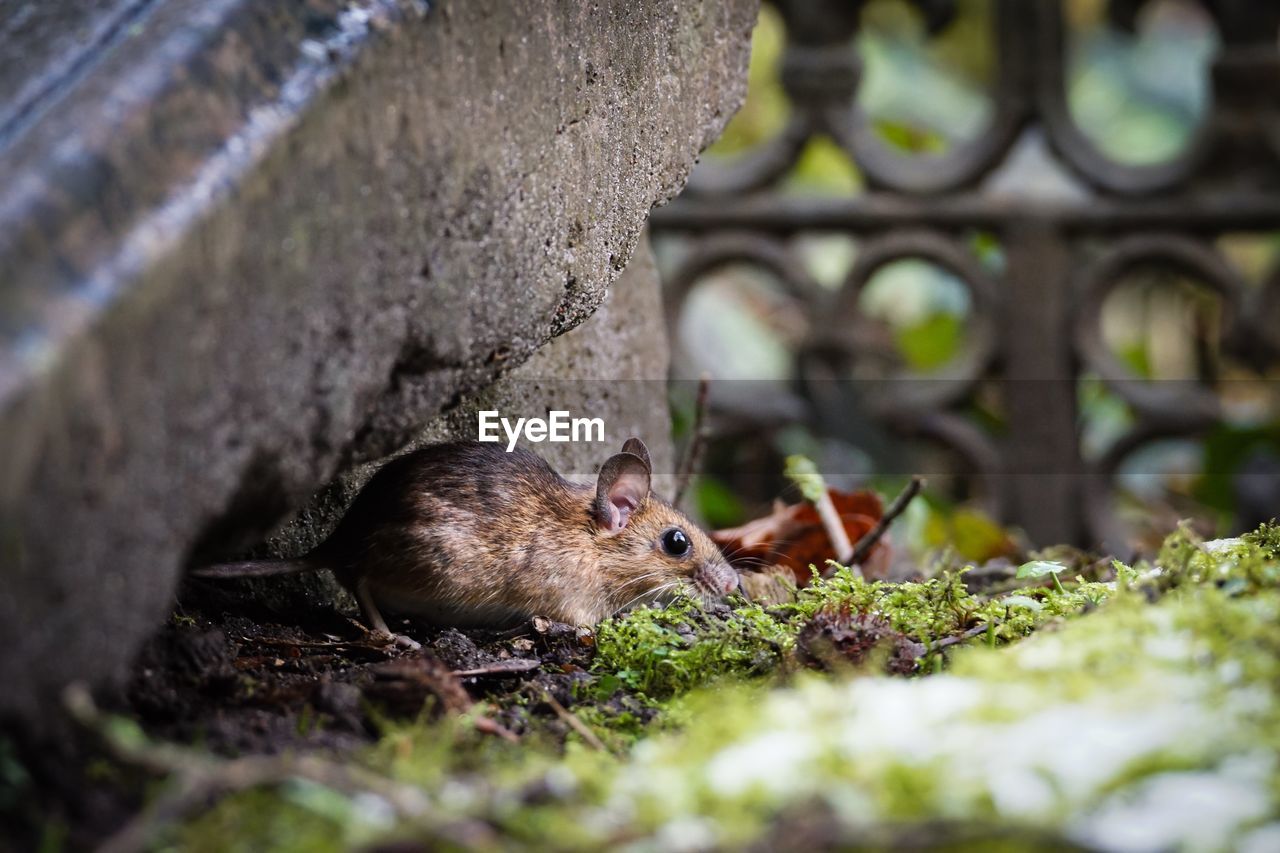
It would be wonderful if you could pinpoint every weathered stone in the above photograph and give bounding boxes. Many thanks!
[416,230,677,478]
[0,0,755,718]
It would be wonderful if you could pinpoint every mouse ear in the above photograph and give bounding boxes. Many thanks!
[620,437,651,473]
[594,451,651,535]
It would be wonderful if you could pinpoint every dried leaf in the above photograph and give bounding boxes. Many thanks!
[712,488,891,583]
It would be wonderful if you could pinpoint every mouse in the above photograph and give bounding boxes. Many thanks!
[191,437,740,648]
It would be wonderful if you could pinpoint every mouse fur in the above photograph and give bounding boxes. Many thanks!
[193,438,739,643]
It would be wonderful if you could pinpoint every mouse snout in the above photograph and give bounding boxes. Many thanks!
[695,560,741,598]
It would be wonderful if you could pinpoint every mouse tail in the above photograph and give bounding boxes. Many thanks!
[189,558,317,579]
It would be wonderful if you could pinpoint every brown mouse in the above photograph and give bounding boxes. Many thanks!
[192,437,740,647]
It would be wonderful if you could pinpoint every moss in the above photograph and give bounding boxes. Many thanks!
[165,524,1280,851]
[592,596,794,698]
[1242,520,1280,559]
[591,556,1128,704]
[171,787,376,853]
[593,585,1280,849]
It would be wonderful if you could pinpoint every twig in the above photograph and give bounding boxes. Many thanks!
[825,476,924,578]
[785,455,858,578]
[815,489,855,567]
[541,692,606,752]
[672,373,711,508]
[486,622,534,641]
[927,620,997,652]
[235,634,394,654]
[472,715,521,744]
[452,659,541,678]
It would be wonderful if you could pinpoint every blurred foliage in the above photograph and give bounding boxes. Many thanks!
[711,0,1212,169]
[894,311,963,372]
[921,503,1018,563]
[676,0,1278,544]
[789,137,863,195]
[693,476,750,530]
[0,736,27,812]
[1195,424,1280,515]
[858,0,995,152]
[1068,0,1215,165]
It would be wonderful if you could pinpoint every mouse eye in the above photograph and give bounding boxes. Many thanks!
[661,528,691,558]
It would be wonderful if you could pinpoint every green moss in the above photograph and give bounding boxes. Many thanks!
[593,596,793,698]
[592,585,1280,848]
[163,524,1280,851]
[590,555,1128,702]
[171,787,374,853]
[1242,519,1280,560]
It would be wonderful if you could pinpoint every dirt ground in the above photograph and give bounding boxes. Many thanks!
[1,579,643,850]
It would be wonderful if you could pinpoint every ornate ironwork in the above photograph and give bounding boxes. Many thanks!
[651,0,1280,549]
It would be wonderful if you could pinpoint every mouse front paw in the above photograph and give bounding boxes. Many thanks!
[393,633,422,651]
[369,629,422,651]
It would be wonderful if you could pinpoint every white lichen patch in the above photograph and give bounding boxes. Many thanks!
[1074,755,1275,853]
[596,588,1280,851]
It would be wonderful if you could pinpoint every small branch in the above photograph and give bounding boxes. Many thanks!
[849,476,923,566]
[452,659,541,678]
[823,476,924,579]
[235,634,394,654]
[542,692,606,752]
[815,489,855,567]
[927,620,997,652]
[672,374,711,508]
[472,715,521,744]
[784,455,857,578]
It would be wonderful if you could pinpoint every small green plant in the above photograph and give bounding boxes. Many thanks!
[1016,559,1069,594]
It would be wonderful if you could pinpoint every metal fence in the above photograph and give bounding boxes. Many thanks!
[651,0,1280,550]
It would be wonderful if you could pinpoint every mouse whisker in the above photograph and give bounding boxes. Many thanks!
[613,585,666,614]
[649,582,690,613]
[613,569,664,587]
[612,581,681,617]
[726,555,772,571]
[716,544,780,573]
[610,571,668,596]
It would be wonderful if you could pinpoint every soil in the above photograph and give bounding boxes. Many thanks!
[0,581,610,851]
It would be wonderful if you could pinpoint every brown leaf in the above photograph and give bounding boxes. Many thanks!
[712,488,892,584]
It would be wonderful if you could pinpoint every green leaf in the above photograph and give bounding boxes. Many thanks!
[593,674,622,701]
[1016,560,1066,579]
[1002,595,1044,611]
